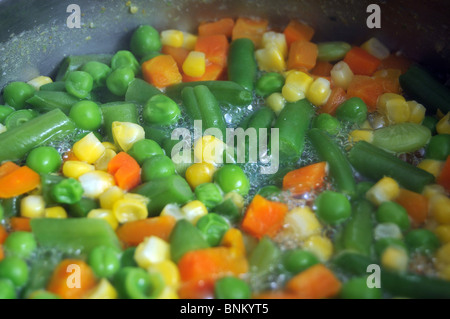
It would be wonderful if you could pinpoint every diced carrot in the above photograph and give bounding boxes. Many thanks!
[373,68,401,94]
[319,86,347,115]
[241,194,289,239]
[0,161,20,178]
[437,156,450,192]
[178,279,215,299]
[63,150,79,163]
[0,166,40,199]
[198,18,235,38]
[282,162,328,196]
[253,291,302,299]
[142,54,182,89]
[161,45,190,72]
[286,264,342,299]
[0,225,8,244]
[231,17,268,48]
[10,217,31,232]
[310,60,333,77]
[116,215,176,246]
[182,61,225,82]
[47,259,97,299]
[287,40,318,71]
[346,75,386,112]
[283,19,315,47]
[378,54,412,74]
[107,152,141,191]
[220,228,246,257]
[195,34,229,67]
[0,245,4,261]
[395,188,429,226]
[343,47,381,76]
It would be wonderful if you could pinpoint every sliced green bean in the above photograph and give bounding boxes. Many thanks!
[55,54,113,81]
[100,102,138,142]
[228,38,257,91]
[26,91,80,114]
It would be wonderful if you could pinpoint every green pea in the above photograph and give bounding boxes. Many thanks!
[3,231,37,259]
[340,277,382,299]
[81,61,111,88]
[405,229,440,255]
[336,97,368,124]
[312,113,341,135]
[376,201,411,231]
[121,247,138,267]
[374,237,407,257]
[130,25,162,58]
[0,256,29,287]
[106,67,135,96]
[51,178,84,205]
[196,213,230,246]
[65,71,94,99]
[111,50,140,75]
[2,81,35,109]
[195,183,223,209]
[0,278,16,299]
[214,164,250,196]
[69,100,103,131]
[422,116,438,134]
[25,146,62,174]
[141,154,176,182]
[143,94,180,126]
[88,246,121,278]
[214,276,251,299]
[315,190,351,225]
[426,134,450,161]
[114,267,163,299]
[255,72,285,97]
[0,105,14,123]
[128,139,165,165]
[282,249,320,274]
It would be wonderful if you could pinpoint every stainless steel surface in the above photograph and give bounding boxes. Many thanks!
[0,0,449,88]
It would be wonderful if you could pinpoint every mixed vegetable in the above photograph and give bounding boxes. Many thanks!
[0,16,449,300]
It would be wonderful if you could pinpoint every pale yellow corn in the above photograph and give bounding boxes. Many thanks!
[113,195,149,223]
[185,162,216,189]
[182,32,197,50]
[255,46,286,72]
[281,82,306,103]
[112,121,145,152]
[282,207,322,241]
[422,184,446,200]
[94,148,117,171]
[134,236,170,268]
[147,260,180,289]
[417,159,444,178]
[27,76,52,90]
[193,135,225,165]
[360,120,372,130]
[377,93,410,124]
[87,208,119,230]
[306,77,332,106]
[262,31,288,58]
[180,200,208,224]
[102,141,119,152]
[44,206,68,219]
[73,132,106,164]
[436,112,450,134]
[430,194,450,225]
[99,186,125,209]
[434,224,450,244]
[160,29,184,47]
[21,195,45,218]
[224,191,245,211]
[160,203,184,220]
[62,161,95,179]
[381,246,409,272]
[361,37,390,60]
[182,51,206,77]
[285,70,313,92]
[266,92,286,116]
[83,278,118,299]
[330,61,353,90]
[78,170,116,198]
[157,287,179,299]
[348,129,374,144]
[0,124,6,134]
[366,176,400,205]
[406,101,426,124]
[303,235,333,262]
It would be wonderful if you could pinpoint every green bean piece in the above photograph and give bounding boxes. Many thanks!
[4,109,38,130]
[317,41,351,62]
[228,38,257,91]
[121,247,138,268]
[2,81,35,110]
[255,72,285,97]
[249,236,281,280]
[81,61,111,88]
[100,102,138,142]
[376,201,410,232]
[312,113,341,135]
[130,25,162,58]
[55,54,113,81]
[125,78,161,105]
[2,196,23,218]
[67,197,99,218]
[421,116,438,134]
[340,276,382,299]
[65,71,94,99]
[426,134,450,161]
[211,198,241,224]
[144,124,171,145]
[169,219,210,263]
[141,154,176,182]
[404,229,440,255]
[336,97,368,124]
[39,81,67,92]
[26,91,80,114]
[143,94,180,125]
[195,183,224,209]
[128,138,164,165]
[111,50,140,75]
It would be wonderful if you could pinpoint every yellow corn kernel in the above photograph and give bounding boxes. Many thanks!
[303,235,333,262]
[434,225,450,244]
[376,93,409,124]
[94,148,117,171]
[101,141,119,152]
[185,162,216,189]
[160,29,184,47]
[422,184,446,199]
[360,120,372,130]
[281,82,305,103]
[160,203,184,220]
[417,159,444,178]
[83,278,118,299]
[44,206,68,219]
[182,32,197,50]
[406,101,426,124]
[193,135,225,165]
[147,260,180,289]
[436,112,450,134]
[62,161,95,179]
[78,170,116,198]
[157,287,179,299]
[73,132,106,164]
[283,207,322,241]
[266,92,286,116]
[224,191,245,211]
[180,200,208,224]
[285,70,314,92]
[381,246,409,272]
[99,186,125,209]
[361,37,390,60]
[113,196,148,224]
[348,129,374,144]
[430,194,450,225]
[87,208,119,230]
[262,31,288,58]
[330,61,354,90]
[182,51,206,77]
[134,236,170,269]
[112,121,145,152]
[255,46,286,73]
[366,176,400,206]
[306,77,332,106]
[21,195,45,218]
[27,76,52,90]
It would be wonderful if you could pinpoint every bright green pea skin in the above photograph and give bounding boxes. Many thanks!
[340,277,382,299]
[3,231,37,259]
[0,105,14,123]
[282,249,320,274]
[196,213,230,246]
[376,201,411,232]
[405,229,440,255]
[426,134,450,161]
[195,183,223,209]
[317,41,351,62]
[0,256,29,287]
[81,61,111,88]
[315,190,351,225]
[143,94,181,125]
[111,50,140,75]
[336,97,368,124]
[106,67,135,96]
[69,100,103,131]
[51,178,84,205]
[214,164,250,196]
[130,25,162,58]
[255,72,285,97]
[114,267,163,299]
[128,139,165,165]
[312,113,341,135]
[26,146,62,174]
[141,154,176,182]
[65,71,94,99]
[2,81,35,110]
[214,276,251,299]
[0,278,16,299]
[88,246,121,278]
